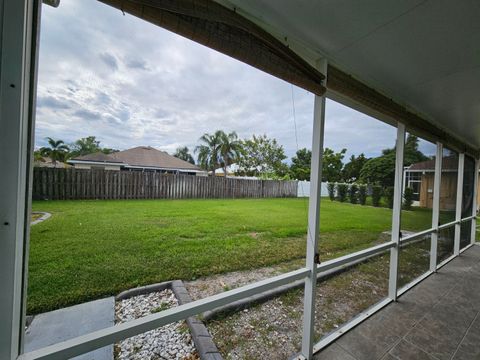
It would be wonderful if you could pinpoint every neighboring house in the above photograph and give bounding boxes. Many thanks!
[403,156,478,210]
[213,164,258,178]
[34,156,71,169]
[68,152,123,171]
[68,146,207,176]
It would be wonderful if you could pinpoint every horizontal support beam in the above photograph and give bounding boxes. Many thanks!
[438,220,460,231]
[20,267,309,360]
[317,241,395,273]
[460,215,477,223]
[20,229,477,360]
[400,228,435,244]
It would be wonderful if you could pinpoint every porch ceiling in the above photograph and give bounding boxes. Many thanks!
[220,0,480,151]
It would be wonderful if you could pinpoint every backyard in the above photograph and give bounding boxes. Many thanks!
[29,198,438,314]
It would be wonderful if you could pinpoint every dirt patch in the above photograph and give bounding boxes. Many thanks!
[188,254,390,359]
[185,258,304,300]
[184,236,428,359]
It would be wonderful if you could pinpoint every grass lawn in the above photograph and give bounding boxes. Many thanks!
[29,198,436,314]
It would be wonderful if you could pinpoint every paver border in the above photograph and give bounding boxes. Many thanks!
[31,211,51,225]
[115,280,223,360]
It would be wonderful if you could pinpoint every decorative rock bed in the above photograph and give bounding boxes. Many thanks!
[115,289,197,360]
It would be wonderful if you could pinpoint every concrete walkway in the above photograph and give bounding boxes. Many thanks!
[314,245,480,360]
[25,297,115,359]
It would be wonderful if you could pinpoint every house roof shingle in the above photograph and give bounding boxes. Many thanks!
[408,155,459,171]
[73,152,124,163]
[111,146,200,171]
[71,146,201,171]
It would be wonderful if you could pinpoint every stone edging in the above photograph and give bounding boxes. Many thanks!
[31,212,51,225]
[201,245,392,321]
[115,281,223,360]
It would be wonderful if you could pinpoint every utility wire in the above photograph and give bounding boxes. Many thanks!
[291,85,316,252]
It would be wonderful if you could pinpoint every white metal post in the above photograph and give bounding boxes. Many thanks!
[301,59,327,360]
[430,142,442,272]
[471,159,479,244]
[0,0,37,359]
[388,123,405,301]
[454,153,465,255]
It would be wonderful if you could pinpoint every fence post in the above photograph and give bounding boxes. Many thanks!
[430,142,443,272]
[454,153,465,255]
[388,122,406,301]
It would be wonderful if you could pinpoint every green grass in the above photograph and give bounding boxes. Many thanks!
[29,198,435,314]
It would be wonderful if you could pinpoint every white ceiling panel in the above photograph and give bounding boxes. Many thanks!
[225,0,480,149]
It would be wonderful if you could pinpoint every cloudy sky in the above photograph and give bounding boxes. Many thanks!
[36,0,415,161]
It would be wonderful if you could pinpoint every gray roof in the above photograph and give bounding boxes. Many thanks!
[111,147,200,170]
[72,146,201,171]
[72,152,123,163]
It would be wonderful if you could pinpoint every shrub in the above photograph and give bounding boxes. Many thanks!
[384,186,395,209]
[403,187,414,210]
[358,184,367,205]
[349,184,358,204]
[337,183,348,202]
[327,182,335,201]
[372,185,382,207]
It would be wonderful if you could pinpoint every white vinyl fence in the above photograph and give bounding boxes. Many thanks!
[297,181,329,197]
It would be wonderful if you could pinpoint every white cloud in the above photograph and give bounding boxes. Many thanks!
[36,0,399,161]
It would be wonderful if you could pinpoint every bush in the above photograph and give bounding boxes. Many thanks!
[349,184,358,204]
[372,185,382,207]
[327,182,335,201]
[384,186,395,209]
[337,183,348,202]
[358,184,367,205]
[403,187,414,210]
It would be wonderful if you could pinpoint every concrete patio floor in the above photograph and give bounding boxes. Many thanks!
[25,297,114,360]
[314,244,480,360]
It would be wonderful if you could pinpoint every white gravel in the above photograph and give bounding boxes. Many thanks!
[115,289,197,360]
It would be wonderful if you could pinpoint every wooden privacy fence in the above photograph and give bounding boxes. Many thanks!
[32,168,298,200]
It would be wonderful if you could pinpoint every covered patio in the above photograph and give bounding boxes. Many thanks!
[1,1,480,359]
[315,244,480,360]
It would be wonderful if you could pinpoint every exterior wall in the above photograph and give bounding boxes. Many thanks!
[419,172,480,211]
[73,163,121,171]
[419,173,434,208]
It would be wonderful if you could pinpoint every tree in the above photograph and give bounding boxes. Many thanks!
[322,148,347,182]
[219,131,242,177]
[39,137,70,167]
[33,150,45,162]
[359,135,428,187]
[195,131,224,175]
[359,152,396,187]
[404,135,429,166]
[236,134,288,177]
[174,146,195,165]
[290,148,311,180]
[342,153,368,183]
[70,136,101,157]
[70,136,118,158]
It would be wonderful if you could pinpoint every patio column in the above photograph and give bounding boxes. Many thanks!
[471,158,479,244]
[388,122,406,301]
[0,0,38,359]
[430,142,443,271]
[454,153,465,255]
[301,59,327,360]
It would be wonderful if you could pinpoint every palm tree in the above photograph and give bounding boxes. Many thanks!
[219,131,242,177]
[195,131,224,175]
[174,146,195,165]
[39,137,70,167]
